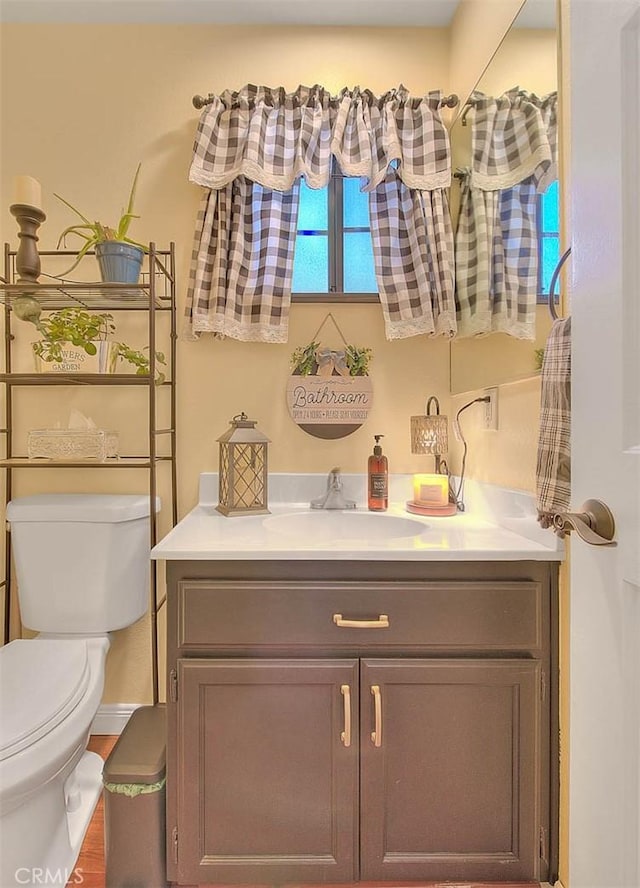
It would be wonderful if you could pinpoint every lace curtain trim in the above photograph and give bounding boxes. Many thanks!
[468,87,557,191]
[187,314,290,343]
[385,311,458,340]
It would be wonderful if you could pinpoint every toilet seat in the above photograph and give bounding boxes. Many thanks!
[0,639,90,761]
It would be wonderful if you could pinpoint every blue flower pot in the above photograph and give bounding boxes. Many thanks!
[96,242,144,284]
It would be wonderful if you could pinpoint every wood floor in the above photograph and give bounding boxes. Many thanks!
[72,736,542,888]
[68,735,118,888]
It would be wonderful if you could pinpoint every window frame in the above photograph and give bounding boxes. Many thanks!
[536,180,561,305]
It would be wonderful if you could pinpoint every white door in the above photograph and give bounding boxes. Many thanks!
[569,1,640,886]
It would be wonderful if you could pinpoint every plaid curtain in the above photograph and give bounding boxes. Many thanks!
[536,317,571,528]
[370,167,456,338]
[455,89,558,339]
[455,171,538,338]
[185,84,456,342]
[185,177,300,342]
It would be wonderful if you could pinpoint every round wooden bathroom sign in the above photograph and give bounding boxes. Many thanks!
[286,372,373,439]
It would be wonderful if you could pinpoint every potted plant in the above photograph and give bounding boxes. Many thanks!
[54,164,146,284]
[29,307,165,381]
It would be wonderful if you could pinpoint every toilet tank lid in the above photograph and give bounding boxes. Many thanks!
[7,493,160,523]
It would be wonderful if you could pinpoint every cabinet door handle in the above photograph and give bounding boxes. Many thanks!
[371,684,382,747]
[340,684,352,747]
[333,613,390,629]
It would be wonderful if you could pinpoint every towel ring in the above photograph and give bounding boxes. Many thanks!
[548,246,571,320]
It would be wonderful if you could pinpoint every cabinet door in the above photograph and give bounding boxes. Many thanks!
[360,658,543,882]
[176,658,358,885]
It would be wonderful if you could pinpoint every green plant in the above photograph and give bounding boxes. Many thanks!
[290,340,320,376]
[290,340,372,377]
[111,343,166,384]
[345,345,373,376]
[28,307,165,381]
[32,308,114,363]
[54,163,145,273]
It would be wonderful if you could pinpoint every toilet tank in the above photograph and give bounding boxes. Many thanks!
[6,494,160,634]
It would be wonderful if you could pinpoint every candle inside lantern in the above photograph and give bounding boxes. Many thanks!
[412,473,449,508]
[13,175,42,211]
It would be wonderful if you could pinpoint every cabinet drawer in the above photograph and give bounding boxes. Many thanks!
[177,579,544,653]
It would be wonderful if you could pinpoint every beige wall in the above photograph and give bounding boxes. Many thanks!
[450,377,542,492]
[448,0,525,117]
[0,21,554,704]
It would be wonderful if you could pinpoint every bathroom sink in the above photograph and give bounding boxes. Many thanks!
[263,511,429,543]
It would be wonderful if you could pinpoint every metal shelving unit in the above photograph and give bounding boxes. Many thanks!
[0,243,177,703]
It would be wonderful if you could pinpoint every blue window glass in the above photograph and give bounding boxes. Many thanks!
[298,179,328,231]
[538,180,560,298]
[541,179,559,231]
[343,177,369,228]
[343,232,377,292]
[291,234,329,292]
[540,236,560,296]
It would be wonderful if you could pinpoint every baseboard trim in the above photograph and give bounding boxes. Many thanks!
[91,703,142,735]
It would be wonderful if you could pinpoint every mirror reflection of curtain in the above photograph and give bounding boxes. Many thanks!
[185,84,457,342]
[454,88,558,339]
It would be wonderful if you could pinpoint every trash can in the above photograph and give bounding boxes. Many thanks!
[103,704,167,888]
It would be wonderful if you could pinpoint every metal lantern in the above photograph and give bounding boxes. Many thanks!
[216,412,270,517]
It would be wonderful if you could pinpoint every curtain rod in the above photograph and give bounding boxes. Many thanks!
[192,92,459,110]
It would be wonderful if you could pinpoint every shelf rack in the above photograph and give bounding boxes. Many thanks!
[0,243,177,704]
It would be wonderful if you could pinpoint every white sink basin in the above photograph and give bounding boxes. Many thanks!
[263,511,429,543]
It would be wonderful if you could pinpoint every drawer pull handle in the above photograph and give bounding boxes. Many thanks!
[333,613,390,629]
[371,684,382,747]
[340,684,351,748]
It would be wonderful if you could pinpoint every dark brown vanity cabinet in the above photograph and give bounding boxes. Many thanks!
[166,560,559,886]
[175,658,359,885]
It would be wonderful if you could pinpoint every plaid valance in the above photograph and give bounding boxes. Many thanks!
[468,88,558,191]
[189,83,452,192]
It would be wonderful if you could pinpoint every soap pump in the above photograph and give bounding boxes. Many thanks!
[368,434,388,512]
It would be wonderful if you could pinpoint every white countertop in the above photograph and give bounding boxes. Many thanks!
[151,473,564,562]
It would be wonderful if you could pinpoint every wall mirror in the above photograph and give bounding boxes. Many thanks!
[449,0,558,395]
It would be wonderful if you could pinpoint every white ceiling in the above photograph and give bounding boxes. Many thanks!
[0,0,555,27]
[0,0,457,26]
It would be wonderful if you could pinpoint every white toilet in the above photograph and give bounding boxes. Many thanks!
[0,493,157,888]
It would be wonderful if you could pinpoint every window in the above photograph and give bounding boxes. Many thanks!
[537,179,560,300]
[291,173,378,302]
[292,174,561,305]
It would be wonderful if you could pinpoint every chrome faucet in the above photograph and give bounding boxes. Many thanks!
[310,467,356,510]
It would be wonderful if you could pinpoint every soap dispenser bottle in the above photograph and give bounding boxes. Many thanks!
[368,435,388,511]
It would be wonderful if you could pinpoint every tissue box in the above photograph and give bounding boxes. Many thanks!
[27,429,119,461]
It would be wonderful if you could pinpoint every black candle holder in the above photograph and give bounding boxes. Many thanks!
[9,203,46,283]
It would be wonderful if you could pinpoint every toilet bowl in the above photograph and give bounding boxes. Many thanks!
[0,493,158,888]
[0,637,109,886]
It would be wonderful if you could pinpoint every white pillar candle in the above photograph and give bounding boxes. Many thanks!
[13,175,42,211]
[412,473,449,507]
